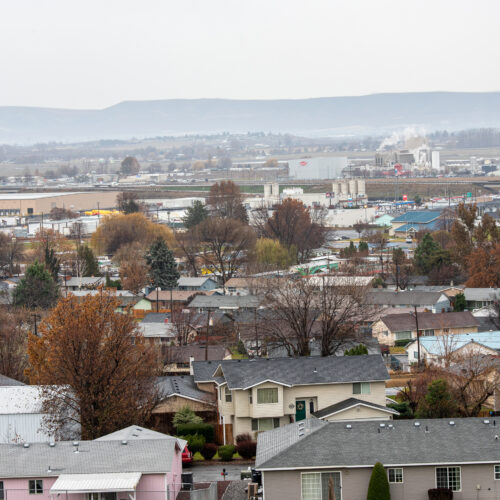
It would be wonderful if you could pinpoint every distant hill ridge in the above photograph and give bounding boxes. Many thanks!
[1,91,500,144]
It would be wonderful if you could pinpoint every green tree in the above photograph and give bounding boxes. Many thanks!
[44,241,60,281]
[344,344,368,355]
[414,234,450,275]
[173,406,203,427]
[78,245,100,277]
[367,462,390,500]
[453,293,466,312]
[105,274,122,290]
[183,200,208,229]
[416,379,458,419]
[358,241,369,254]
[255,238,295,269]
[145,238,179,289]
[13,261,59,310]
[414,194,422,206]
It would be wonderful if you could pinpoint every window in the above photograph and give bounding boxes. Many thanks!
[248,391,253,404]
[423,329,434,337]
[353,382,370,395]
[395,331,412,341]
[257,387,278,404]
[383,330,389,337]
[301,472,341,500]
[219,386,223,400]
[443,328,450,333]
[494,465,500,480]
[29,480,43,495]
[225,386,232,403]
[0,481,3,500]
[388,468,403,483]
[436,467,461,491]
[413,351,419,359]
[251,417,280,432]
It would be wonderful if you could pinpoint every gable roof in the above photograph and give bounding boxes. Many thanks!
[312,397,399,419]
[63,277,105,288]
[145,290,211,302]
[192,355,389,390]
[178,277,216,287]
[0,374,25,386]
[256,418,500,470]
[188,294,262,309]
[380,311,478,332]
[391,211,442,224]
[0,439,179,478]
[464,288,500,302]
[365,290,448,306]
[141,312,170,323]
[162,344,228,362]
[95,425,186,450]
[410,331,500,356]
[156,375,215,404]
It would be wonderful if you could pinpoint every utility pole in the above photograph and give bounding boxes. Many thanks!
[254,307,259,357]
[156,287,160,313]
[414,305,421,369]
[205,309,212,361]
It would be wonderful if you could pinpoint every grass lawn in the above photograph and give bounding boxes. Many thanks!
[229,346,248,359]
[193,451,243,461]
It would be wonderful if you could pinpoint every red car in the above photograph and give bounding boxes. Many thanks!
[182,445,193,465]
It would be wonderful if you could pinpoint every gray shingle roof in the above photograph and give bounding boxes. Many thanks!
[157,376,215,404]
[192,355,389,389]
[365,290,447,306]
[0,439,178,477]
[188,294,262,309]
[141,313,170,323]
[464,288,500,301]
[0,374,25,386]
[311,397,399,419]
[178,277,215,287]
[380,311,478,332]
[256,418,500,470]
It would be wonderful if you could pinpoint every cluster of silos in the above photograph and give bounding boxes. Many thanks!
[263,183,280,199]
[331,179,365,199]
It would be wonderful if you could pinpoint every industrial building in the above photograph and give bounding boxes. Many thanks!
[0,191,119,216]
[288,156,347,180]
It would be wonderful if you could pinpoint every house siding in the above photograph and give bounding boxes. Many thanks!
[322,405,393,421]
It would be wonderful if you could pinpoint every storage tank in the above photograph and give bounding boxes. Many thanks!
[340,181,349,195]
[264,184,272,198]
[356,179,366,196]
[349,179,357,197]
[331,182,340,196]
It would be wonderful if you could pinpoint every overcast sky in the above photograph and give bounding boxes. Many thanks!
[0,0,498,109]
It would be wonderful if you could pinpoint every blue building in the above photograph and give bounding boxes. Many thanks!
[390,210,442,236]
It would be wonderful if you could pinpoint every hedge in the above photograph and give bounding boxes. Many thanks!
[176,423,214,443]
[180,434,205,454]
[218,444,236,461]
[200,443,218,460]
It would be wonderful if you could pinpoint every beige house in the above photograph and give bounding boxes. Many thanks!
[372,311,479,346]
[192,355,392,441]
[256,418,500,500]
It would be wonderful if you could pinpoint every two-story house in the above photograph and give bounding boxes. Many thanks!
[192,355,393,441]
[365,290,451,313]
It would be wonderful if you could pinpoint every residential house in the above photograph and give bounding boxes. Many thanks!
[192,355,391,442]
[151,376,217,433]
[64,289,140,314]
[145,290,216,313]
[406,331,500,366]
[365,290,451,312]
[372,311,479,346]
[256,417,500,500]
[162,344,231,375]
[177,277,218,291]
[138,321,176,345]
[464,288,500,310]
[0,428,185,500]
[131,297,153,318]
[62,276,105,291]
[188,294,262,313]
[390,210,442,236]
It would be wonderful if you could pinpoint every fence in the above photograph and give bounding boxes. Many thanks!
[1,488,182,500]
[189,482,217,500]
[214,423,233,445]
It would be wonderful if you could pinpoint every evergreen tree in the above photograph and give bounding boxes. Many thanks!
[13,261,59,309]
[183,200,208,229]
[44,242,60,281]
[367,462,390,500]
[416,379,457,418]
[453,293,466,312]
[78,245,100,277]
[344,344,368,355]
[414,234,450,275]
[358,241,369,253]
[145,238,179,289]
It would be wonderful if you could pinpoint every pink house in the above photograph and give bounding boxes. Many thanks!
[0,426,185,500]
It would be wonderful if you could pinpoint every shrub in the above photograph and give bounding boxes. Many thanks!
[176,423,215,443]
[173,407,203,427]
[367,462,390,500]
[395,339,411,347]
[235,433,253,444]
[344,344,368,356]
[237,339,247,355]
[388,401,413,419]
[236,440,257,459]
[218,444,236,461]
[200,442,218,460]
[428,488,453,500]
[181,434,206,454]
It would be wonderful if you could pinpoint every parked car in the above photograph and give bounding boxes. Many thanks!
[182,446,193,465]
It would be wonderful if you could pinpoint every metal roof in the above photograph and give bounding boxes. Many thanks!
[96,425,187,450]
[411,331,500,355]
[50,472,142,493]
[391,211,442,224]
[464,288,500,301]
[256,418,500,470]
[0,386,43,414]
[188,294,262,309]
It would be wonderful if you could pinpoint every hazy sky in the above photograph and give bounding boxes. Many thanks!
[0,0,498,109]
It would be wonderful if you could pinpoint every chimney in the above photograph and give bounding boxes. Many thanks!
[189,356,195,375]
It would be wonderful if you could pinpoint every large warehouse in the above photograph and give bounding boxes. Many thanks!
[288,156,348,180]
[0,192,120,216]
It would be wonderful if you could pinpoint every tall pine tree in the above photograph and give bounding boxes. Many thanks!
[145,238,179,289]
[182,200,208,229]
[78,245,100,277]
[44,241,60,281]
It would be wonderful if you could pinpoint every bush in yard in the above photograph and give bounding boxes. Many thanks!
[428,488,453,500]
[218,444,236,461]
[176,423,214,443]
[235,433,253,444]
[181,434,205,454]
[395,339,411,347]
[173,406,203,427]
[200,442,218,460]
[367,462,390,500]
[236,440,257,459]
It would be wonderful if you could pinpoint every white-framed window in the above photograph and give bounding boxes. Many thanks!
[494,465,500,480]
[413,351,419,359]
[388,468,403,483]
[395,331,412,341]
[353,382,370,395]
[251,417,280,432]
[436,467,461,491]
[301,471,341,500]
[225,386,232,403]
[257,387,278,404]
[28,480,43,495]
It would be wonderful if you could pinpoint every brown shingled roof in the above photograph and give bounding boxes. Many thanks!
[380,311,479,332]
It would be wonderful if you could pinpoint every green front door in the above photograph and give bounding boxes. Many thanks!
[295,400,306,421]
